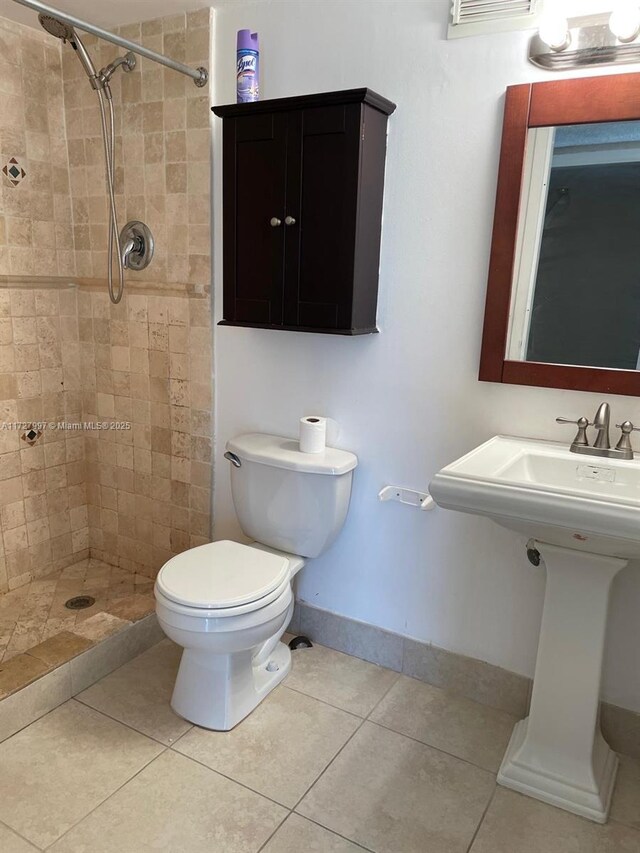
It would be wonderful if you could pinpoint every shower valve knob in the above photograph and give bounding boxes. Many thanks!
[119,221,154,271]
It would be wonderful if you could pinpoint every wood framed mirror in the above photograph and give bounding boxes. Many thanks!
[480,72,640,395]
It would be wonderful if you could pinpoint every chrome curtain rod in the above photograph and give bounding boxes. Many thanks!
[10,0,208,86]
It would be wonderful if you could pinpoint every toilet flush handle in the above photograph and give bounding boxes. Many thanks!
[224,451,241,468]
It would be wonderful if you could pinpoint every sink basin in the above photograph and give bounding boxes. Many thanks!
[430,435,638,824]
[430,435,640,559]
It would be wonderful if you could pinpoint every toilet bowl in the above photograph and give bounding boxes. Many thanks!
[155,539,304,730]
[155,432,357,731]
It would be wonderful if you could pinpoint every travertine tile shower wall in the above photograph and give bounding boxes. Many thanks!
[0,10,212,590]
[0,18,86,593]
[61,9,211,288]
[80,287,212,577]
[0,17,75,277]
[61,9,213,578]
[0,285,89,593]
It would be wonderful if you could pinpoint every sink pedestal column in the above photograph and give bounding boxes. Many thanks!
[497,542,626,823]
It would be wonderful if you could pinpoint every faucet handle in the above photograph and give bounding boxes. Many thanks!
[615,421,639,457]
[556,416,590,447]
[556,417,589,425]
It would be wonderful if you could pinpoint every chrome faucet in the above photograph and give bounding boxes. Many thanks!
[556,402,638,460]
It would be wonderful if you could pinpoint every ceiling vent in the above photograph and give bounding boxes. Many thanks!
[449,0,543,38]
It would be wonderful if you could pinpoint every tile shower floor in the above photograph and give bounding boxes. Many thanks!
[0,638,639,852]
[0,559,155,696]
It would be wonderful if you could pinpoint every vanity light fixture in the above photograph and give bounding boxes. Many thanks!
[538,9,571,51]
[530,3,640,69]
[609,1,640,41]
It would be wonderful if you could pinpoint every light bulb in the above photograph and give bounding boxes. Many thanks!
[609,3,640,42]
[538,12,570,51]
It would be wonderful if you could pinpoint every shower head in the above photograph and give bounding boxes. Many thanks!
[38,14,101,89]
[38,14,73,41]
[38,13,73,40]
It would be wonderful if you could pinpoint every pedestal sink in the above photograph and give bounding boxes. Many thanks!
[430,435,640,823]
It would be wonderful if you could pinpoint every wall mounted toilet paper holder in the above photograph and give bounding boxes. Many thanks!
[378,485,435,511]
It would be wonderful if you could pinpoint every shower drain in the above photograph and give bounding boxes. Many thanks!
[64,595,96,610]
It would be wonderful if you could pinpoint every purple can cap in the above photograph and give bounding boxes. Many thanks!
[237,29,258,51]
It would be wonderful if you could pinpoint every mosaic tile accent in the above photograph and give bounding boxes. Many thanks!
[20,425,42,446]
[2,157,26,187]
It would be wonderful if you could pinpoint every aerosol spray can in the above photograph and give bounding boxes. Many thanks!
[237,30,259,103]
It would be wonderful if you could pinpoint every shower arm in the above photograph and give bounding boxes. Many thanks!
[10,0,208,87]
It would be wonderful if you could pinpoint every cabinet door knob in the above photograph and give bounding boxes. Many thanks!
[270,217,282,227]
[284,216,296,226]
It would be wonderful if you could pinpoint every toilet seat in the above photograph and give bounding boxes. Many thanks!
[155,576,292,620]
[155,540,291,616]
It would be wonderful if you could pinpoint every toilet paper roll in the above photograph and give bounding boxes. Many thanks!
[299,416,327,453]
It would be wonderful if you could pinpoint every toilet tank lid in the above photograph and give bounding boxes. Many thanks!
[227,433,358,475]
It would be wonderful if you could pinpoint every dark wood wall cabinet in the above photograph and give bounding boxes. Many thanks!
[213,89,396,335]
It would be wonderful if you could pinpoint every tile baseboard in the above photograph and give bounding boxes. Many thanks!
[601,701,640,761]
[295,601,640,760]
[299,602,404,672]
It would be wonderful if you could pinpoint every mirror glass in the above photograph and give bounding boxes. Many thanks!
[506,120,640,371]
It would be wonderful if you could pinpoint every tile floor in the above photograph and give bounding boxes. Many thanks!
[0,559,156,698]
[0,637,639,852]
[0,559,155,662]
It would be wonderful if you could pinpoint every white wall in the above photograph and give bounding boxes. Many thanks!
[211,0,640,713]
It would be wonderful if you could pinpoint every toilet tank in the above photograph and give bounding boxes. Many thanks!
[225,433,358,558]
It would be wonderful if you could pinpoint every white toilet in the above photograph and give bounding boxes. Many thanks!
[154,433,357,730]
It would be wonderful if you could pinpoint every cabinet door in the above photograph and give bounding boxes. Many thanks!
[283,105,362,330]
[223,112,288,325]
